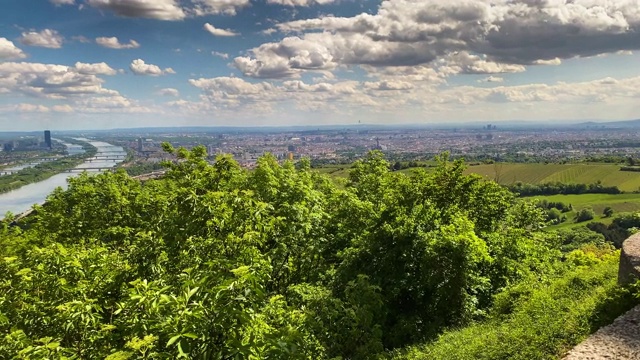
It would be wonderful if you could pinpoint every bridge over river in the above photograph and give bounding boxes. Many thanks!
[0,139,127,216]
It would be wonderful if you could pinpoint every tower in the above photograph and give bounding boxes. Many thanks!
[137,138,143,152]
[44,130,51,149]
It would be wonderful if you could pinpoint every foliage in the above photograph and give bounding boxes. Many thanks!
[603,206,614,218]
[392,248,638,360]
[0,147,623,358]
[588,212,640,248]
[554,227,606,253]
[509,182,621,197]
[575,208,596,223]
[120,161,165,176]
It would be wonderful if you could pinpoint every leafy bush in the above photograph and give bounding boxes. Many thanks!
[393,249,638,360]
[575,207,596,222]
[0,148,621,358]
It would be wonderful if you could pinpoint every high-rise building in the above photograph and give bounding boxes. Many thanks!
[44,130,51,149]
[137,138,143,152]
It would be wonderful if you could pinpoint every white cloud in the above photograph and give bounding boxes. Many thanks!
[234,34,337,78]
[96,36,140,49]
[130,59,175,76]
[73,62,118,76]
[15,103,50,113]
[191,0,250,16]
[212,51,229,59]
[190,76,273,95]
[158,88,180,96]
[203,23,239,37]
[0,61,120,99]
[478,76,504,83]
[0,38,26,60]
[86,0,186,20]
[533,58,562,66]
[364,80,415,91]
[19,29,63,49]
[436,52,526,75]
[49,0,74,5]
[52,104,73,112]
[252,0,640,80]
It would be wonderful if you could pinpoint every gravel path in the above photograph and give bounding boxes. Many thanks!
[563,305,640,359]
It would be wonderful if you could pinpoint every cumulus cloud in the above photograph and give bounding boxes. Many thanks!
[364,80,415,91]
[73,62,118,75]
[0,62,120,99]
[0,38,26,60]
[245,0,640,79]
[190,76,273,95]
[158,88,180,96]
[130,59,174,76]
[437,52,526,75]
[96,36,140,49]
[234,34,338,78]
[191,0,251,16]
[19,29,64,49]
[15,103,50,113]
[86,0,186,20]
[203,23,239,37]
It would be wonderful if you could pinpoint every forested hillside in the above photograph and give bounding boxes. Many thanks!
[0,145,635,359]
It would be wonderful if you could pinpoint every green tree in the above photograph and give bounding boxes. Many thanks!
[575,207,596,223]
[603,207,614,218]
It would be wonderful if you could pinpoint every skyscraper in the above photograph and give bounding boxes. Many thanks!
[44,130,51,149]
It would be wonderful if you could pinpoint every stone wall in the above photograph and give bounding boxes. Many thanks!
[619,232,640,285]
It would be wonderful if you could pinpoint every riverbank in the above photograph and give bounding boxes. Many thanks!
[0,140,125,216]
[0,140,96,194]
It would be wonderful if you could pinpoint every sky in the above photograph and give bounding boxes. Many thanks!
[1,0,640,130]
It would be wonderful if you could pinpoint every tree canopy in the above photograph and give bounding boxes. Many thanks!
[0,147,566,359]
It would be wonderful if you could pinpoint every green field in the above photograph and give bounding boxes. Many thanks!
[527,193,640,229]
[466,163,640,192]
[317,163,640,192]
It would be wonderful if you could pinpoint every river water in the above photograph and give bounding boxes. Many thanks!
[0,139,126,216]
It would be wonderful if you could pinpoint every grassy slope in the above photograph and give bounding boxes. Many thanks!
[318,163,640,192]
[391,255,637,360]
[467,163,640,192]
[528,193,640,230]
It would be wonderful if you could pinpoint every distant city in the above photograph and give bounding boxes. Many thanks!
[3,121,640,170]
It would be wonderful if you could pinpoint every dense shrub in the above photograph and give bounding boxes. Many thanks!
[393,248,637,360]
[0,148,623,358]
[509,181,621,196]
[575,208,596,223]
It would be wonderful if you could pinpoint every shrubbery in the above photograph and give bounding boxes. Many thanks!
[509,181,621,196]
[0,147,632,359]
[393,248,637,360]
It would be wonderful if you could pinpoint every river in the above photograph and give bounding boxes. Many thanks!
[0,139,126,216]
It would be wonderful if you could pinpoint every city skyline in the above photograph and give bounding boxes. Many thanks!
[1,0,640,131]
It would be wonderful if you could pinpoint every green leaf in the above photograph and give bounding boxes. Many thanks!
[167,334,181,347]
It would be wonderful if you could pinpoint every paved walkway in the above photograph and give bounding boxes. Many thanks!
[563,305,640,359]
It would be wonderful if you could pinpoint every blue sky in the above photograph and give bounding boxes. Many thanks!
[1,0,639,130]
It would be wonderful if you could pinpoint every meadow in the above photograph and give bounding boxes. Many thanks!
[317,163,640,192]
[467,163,640,192]
[526,193,640,229]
